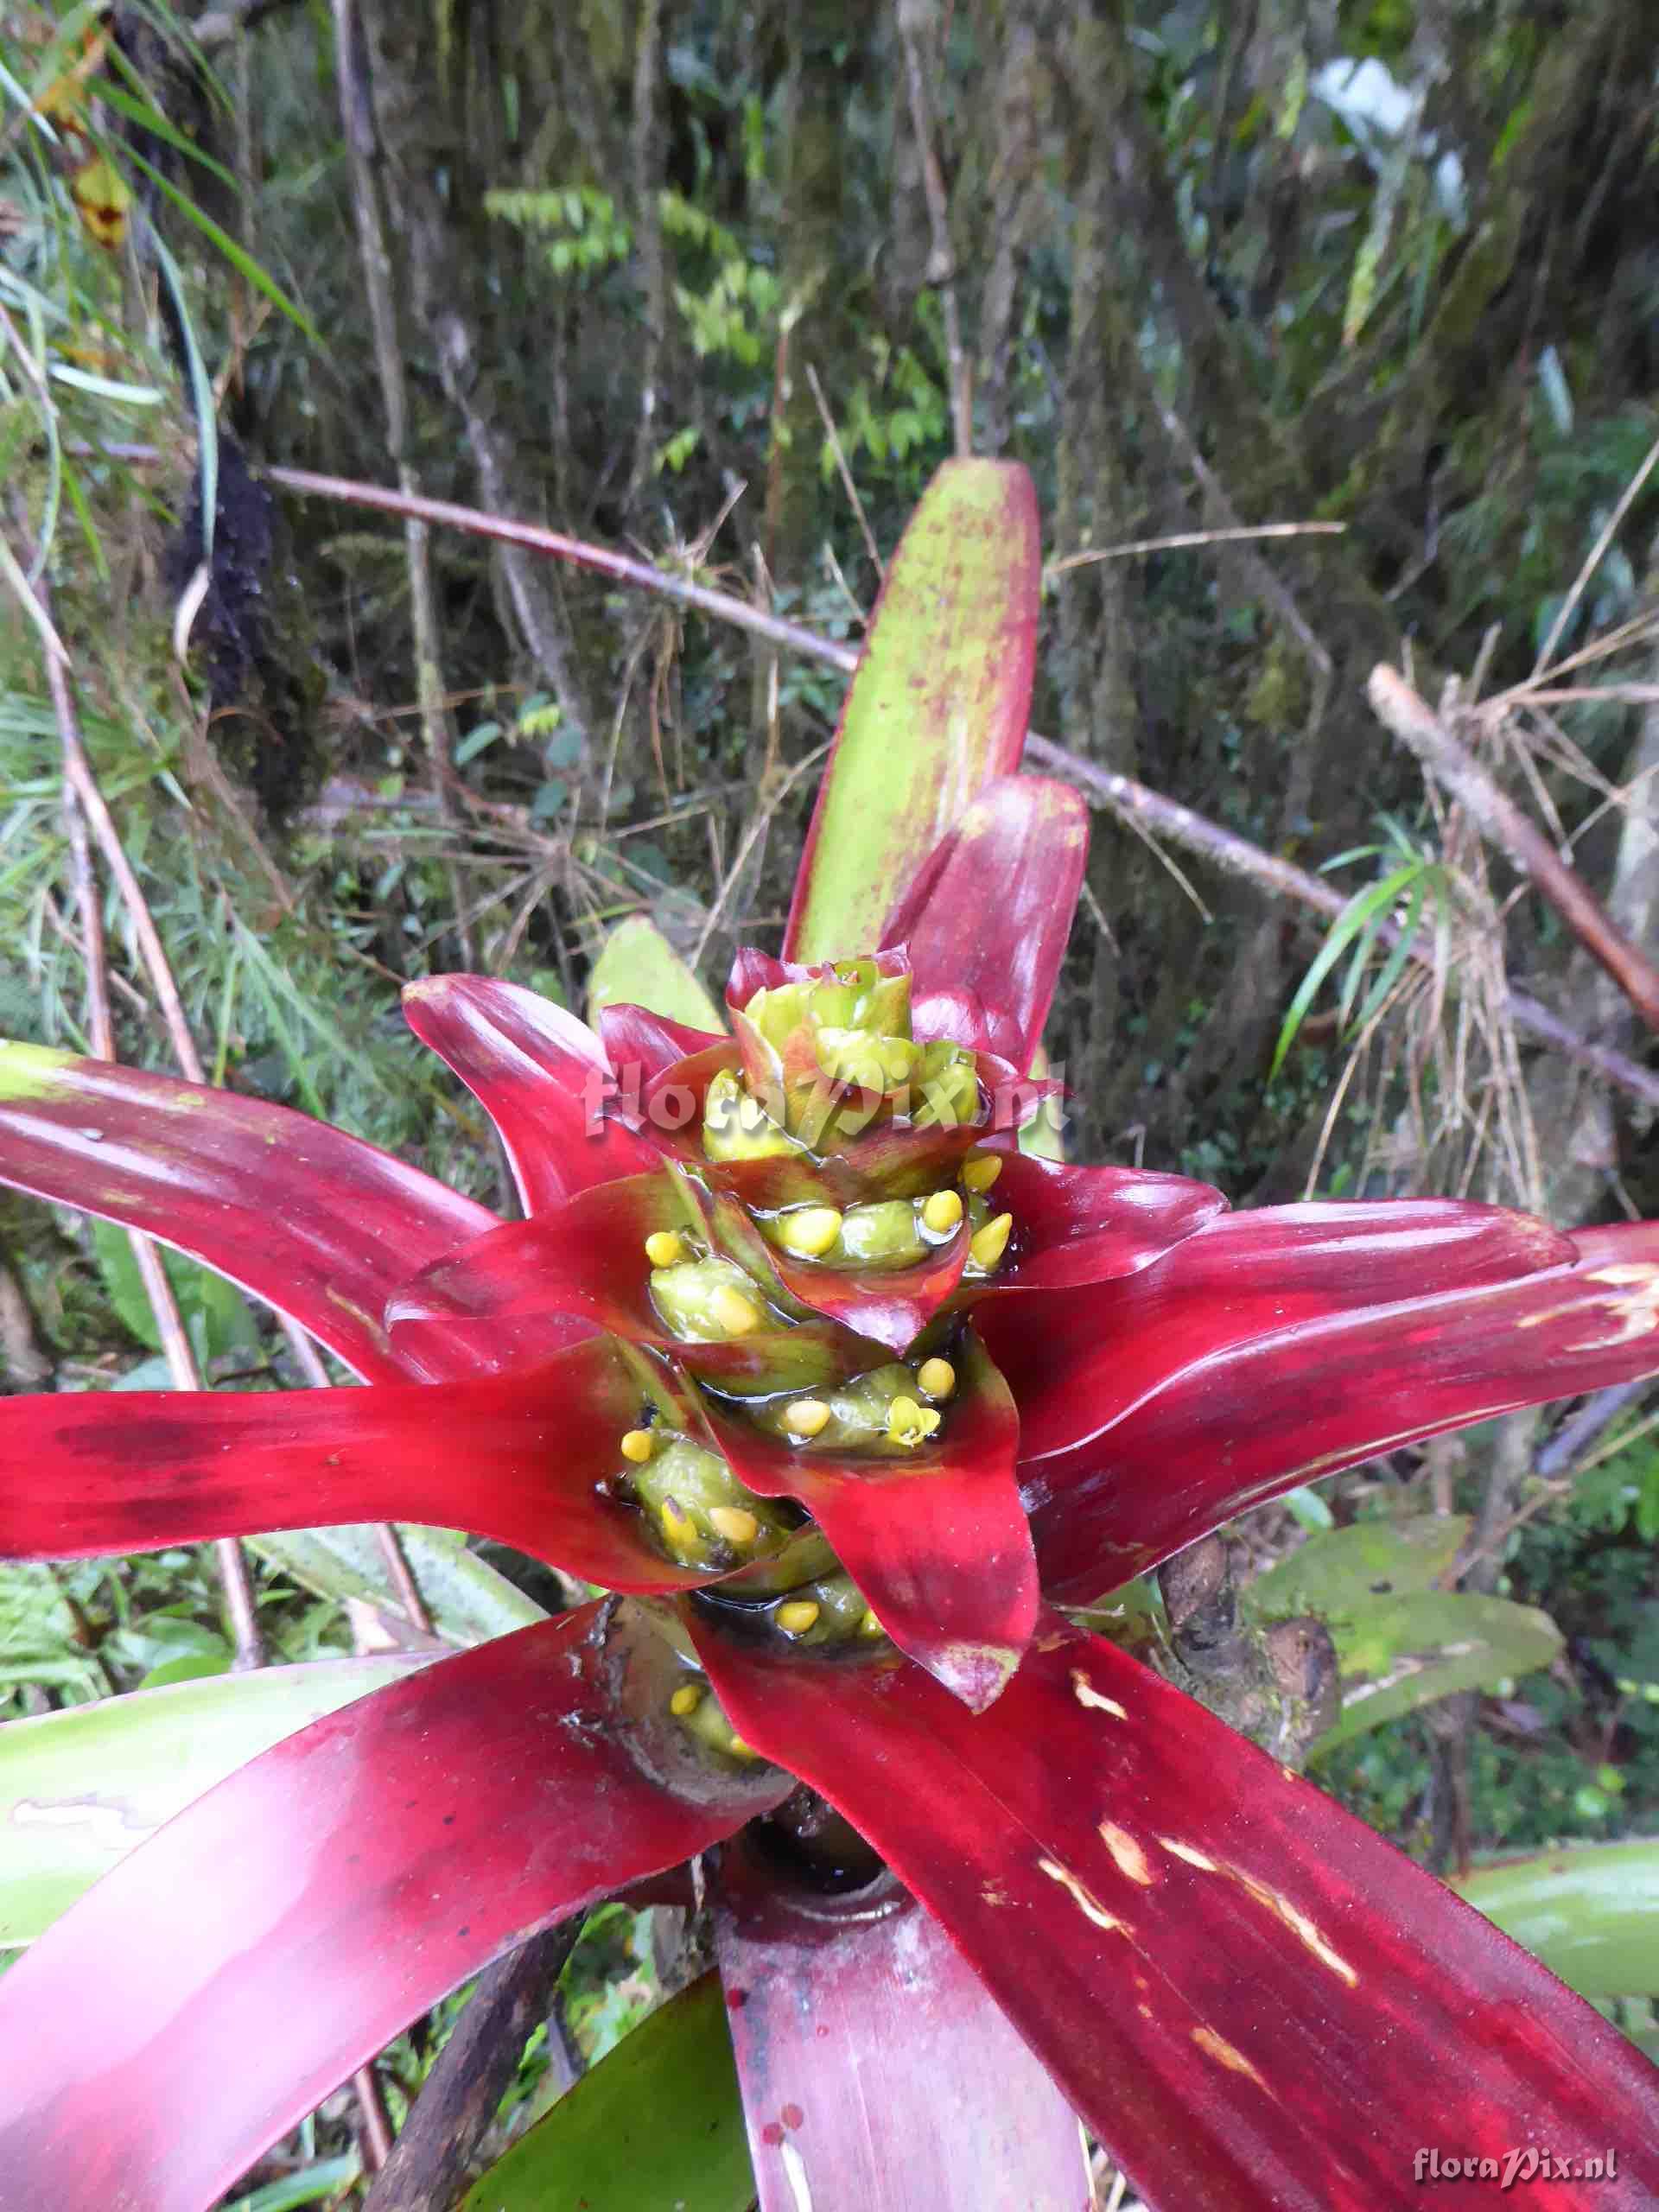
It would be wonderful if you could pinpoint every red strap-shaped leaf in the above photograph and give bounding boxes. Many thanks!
[696,1334,1037,1708]
[383,1303,597,1383]
[785,461,1041,963]
[404,976,664,1208]
[986,1147,1227,1290]
[986,1193,1576,1469]
[390,1179,879,1393]
[0,1339,710,1595]
[0,1044,493,1380]
[711,1185,970,1356]
[0,1605,790,2212]
[712,1848,1089,2212]
[994,1213,1659,1601]
[882,773,1089,1071]
[596,1000,728,1081]
[690,1609,1659,2211]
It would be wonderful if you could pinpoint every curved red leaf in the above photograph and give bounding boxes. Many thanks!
[0,1605,790,2211]
[0,1341,712,1595]
[715,1198,970,1355]
[390,1183,879,1392]
[595,1001,728,1081]
[585,1034,745,1173]
[985,1195,1575,1463]
[712,1847,1088,2212]
[385,1304,598,1383]
[0,1045,492,1379]
[690,1609,1659,2211]
[1005,1216,1659,1601]
[882,774,1089,1070]
[697,1334,1036,1707]
[404,976,661,1208]
[987,1148,1227,1290]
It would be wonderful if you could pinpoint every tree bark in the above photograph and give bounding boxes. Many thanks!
[354,0,598,747]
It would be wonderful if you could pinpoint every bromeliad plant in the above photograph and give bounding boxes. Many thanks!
[3,463,1659,2210]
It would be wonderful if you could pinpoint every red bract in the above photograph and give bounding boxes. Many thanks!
[2,461,1658,2210]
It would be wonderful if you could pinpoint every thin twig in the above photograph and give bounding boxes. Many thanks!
[1368,666,1659,1034]
[264,468,1659,1111]
[898,3,972,454]
[1149,391,1333,676]
[1530,429,1659,680]
[805,362,883,579]
[48,632,265,1667]
[373,1525,436,1640]
[1564,1400,1659,1484]
[1535,1381,1650,1480]
[690,738,832,968]
[50,679,207,1083]
[353,2063,394,2173]
[330,0,471,965]
[1045,521,1347,576]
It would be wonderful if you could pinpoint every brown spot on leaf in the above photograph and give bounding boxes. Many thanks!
[1037,1855,1125,1934]
[1192,2025,1265,2086]
[1098,1821,1155,1887]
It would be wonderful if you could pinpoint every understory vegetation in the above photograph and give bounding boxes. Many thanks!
[2,1,1658,2200]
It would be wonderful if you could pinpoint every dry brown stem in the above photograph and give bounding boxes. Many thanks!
[1368,665,1659,1034]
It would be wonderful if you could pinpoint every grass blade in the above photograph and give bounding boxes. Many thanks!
[1270,861,1424,1077]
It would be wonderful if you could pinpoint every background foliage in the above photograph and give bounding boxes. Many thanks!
[2,1,1658,2201]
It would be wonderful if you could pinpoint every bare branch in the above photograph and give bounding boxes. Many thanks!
[263,467,1659,1112]
[361,1922,580,2211]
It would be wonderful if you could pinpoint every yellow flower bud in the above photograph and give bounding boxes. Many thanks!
[920,1189,964,1235]
[887,1395,942,1448]
[860,1609,885,1637]
[728,1733,759,1760]
[969,1211,1014,1270]
[710,1286,761,1336]
[777,1599,822,1634]
[645,1230,684,1268]
[620,1428,655,1464]
[963,1153,1002,1193]
[660,1499,696,1541]
[709,1505,760,1547]
[670,1684,702,1717]
[916,1357,957,1401]
[778,1205,842,1258]
[783,1398,831,1438]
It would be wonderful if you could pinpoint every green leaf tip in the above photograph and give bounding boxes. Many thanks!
[587,915,725,1033]
[0,1042,78,1103]
[785,458,1041,963]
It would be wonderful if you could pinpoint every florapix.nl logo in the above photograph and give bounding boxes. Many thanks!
[580,1058,1066,1149]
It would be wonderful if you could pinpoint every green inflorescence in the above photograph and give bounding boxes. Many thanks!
[639,962,1019,1761]
[709,957,982,1154]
